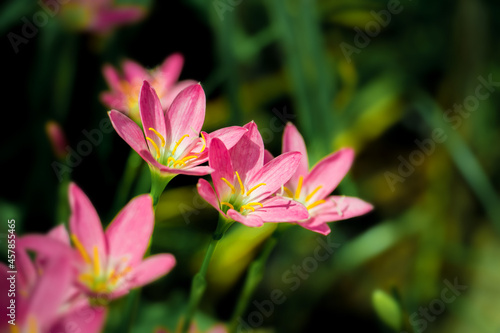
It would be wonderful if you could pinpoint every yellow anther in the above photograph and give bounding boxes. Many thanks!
[148,127,165,147]
[79,273,93,283]
[167,157,176,165]
[28,316,37,333]
[199,132,206,153]
[110,266,131,284]
[71,234,91,264]
[235,171,244,195]
[180,155,198,163]
[306,200,326,210]
[93,246,100,277]
[305,185,323,202]
[282,186,294,198]
[220,178,236,194]
[221,202,235,210]
[172,134,189,155]
[295,176,304,199]
[246,202,263,207]
[173,160,185,167]
[10,323,19,333]
[246,183,266,196]
[146,137,161,159]
[240,205,255,212]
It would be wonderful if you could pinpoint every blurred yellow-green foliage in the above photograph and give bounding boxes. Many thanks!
[2,0,500,332]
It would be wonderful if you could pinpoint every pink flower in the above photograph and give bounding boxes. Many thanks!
[197,122,309,227]
[57,0,146,33]
[0,235,105,332]
[279,123,373,235]
[60,183,176,299]
[109,81,246,178]
[102,53,196,122]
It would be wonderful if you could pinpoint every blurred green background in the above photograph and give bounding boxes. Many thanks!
[2,0,500,332]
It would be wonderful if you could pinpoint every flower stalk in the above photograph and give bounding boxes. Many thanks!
[181,214,233,333]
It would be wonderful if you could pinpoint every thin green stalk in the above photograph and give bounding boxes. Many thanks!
[112,151,143,213]
[229,235,278,332]
[181,215,233,333]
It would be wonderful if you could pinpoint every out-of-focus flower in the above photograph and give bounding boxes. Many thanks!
[0,234,106,332]
[197,122,309,227]
[279,123,373,235]
[109,82,246,192]
[45,120,68,160]
[56,0,146,33]
[61,183,176,300]
[102,53,196,122]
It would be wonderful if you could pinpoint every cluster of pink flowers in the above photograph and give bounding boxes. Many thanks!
[17,53,372,332]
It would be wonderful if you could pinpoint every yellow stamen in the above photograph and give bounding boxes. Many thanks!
[180,155,198,163]
[172,134,189,155]
[295,176,304,199]
[93,246,100,277]
[282,186,294,197]
[146,137,161,159]
[10,323,19,333]
[246,202,264,207]
[199,132,206,153]
[110,266,132,285]
[306,200,326,210]
[235,171,244,195]
[173,160,185,167]
[220,202,235,210]
[240,205,255,212]
[79,273,93,283]
[148,128,165,147]
[71,234,91,264]
[305,185,322,202]
[167,157,176,165]
[246,183,266,196]
[220,178,236,194]
[28,316,37,333]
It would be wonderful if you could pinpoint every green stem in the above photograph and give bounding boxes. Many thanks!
[181,215,233,333]
[150,170,175,210]
[112,151,143,214]
[228,235,278,332]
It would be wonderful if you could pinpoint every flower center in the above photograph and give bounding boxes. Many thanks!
[145,129,207,169]
[71,234,131,295]
[283,175,326,210]
[220,171,266,214]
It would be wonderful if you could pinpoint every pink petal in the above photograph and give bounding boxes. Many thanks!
[161,79,198,110]
[17,246,36,292]
[123,59,149,82]
[18,235,75,260]
[252,197,309,222]
[208,325,228,333]
[204,126,248,151]
[100,92,126,112]
[51,306,107,333]
[299,215,332,235]
[26,256,73,329]
[247,151,302,202]
[318,196,373,222]
[165,84,206,153]
[208,138,234,200]
[105,194,154,267]
[197,179,224,216]
[283,123,309,188]
[93,7,144,32]
[109,109,154,162]
[69,183,106,260]
[156,164,214,176]
[48,224,70,244]
[303,148,354,202]
[159,53,184,88]
[140,81,169,149]
[128,254,176,289]
[102,64,121,90]
[227,209,264,227]
[229,122,264,183]
[264,149,274,164]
